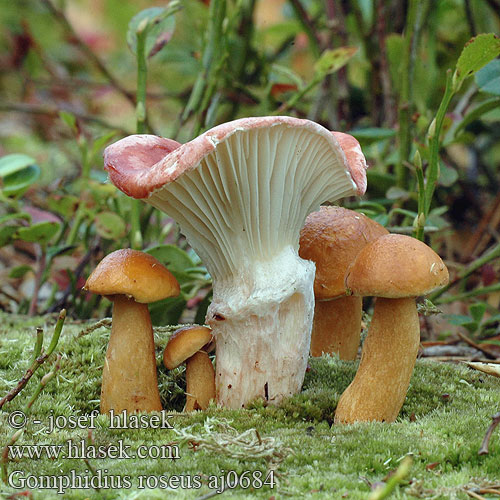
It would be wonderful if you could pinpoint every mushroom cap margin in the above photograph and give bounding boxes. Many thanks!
[163,325,214,370]
[345,234,449,298]
[84,249,180,303]
[299,206,388,299]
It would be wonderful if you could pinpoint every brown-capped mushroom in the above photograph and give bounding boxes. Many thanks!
[163,325,215,411]
[299,206,388,359]
[84,249,180,414]
[334,234,449,423]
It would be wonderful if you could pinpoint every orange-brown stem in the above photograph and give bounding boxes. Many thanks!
[101,295,162,414]
[184,351,216,412]
[334,297,419,423]
[311,296,362,360]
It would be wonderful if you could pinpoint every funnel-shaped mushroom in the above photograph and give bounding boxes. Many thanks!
[335,234,449,423]
[104,116,367,408]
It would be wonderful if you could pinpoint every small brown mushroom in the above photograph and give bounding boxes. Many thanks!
[163,325,215,411]
[84,249,180,414]
[299,206,388,359]
[334,234,449,423]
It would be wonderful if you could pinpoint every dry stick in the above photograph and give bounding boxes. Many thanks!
[0,310,66,410]
[456,331,498,360]
[479,411,500,455]
[464,491,487,500]
[0,102,131,135]
[479,489,500,495]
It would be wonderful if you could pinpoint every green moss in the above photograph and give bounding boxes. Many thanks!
[0,312,499,499]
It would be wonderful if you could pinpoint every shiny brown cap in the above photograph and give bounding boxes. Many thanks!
[299,206,388,299]
[346,234,449,298]
[84,249,180,303]
[163,325,214,370]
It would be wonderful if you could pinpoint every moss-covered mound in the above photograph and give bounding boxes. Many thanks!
[0,312,499,499]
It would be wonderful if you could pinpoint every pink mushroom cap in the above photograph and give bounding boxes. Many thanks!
[104,116,368,199]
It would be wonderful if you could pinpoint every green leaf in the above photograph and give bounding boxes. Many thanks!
[269,64,304,88]
[476,59,500,96]
[0,154,37,178]
[454,97,500,136]
[94,212,126,240]
[9,265,33,279]
[127,3,181,58]
[0,226,19,247]
[386,186,410,201]
[0,212,31,225]
[453,33,500,91]
[371,213,389,226]
[314,46,358,78]
[446,314,476,327]
[195,290,212,325]
[59,110,77,132]
[146,244,194,274]
[2,165,41,197]
[350,127,396,143]
[16,222,60,244]
[438,162,458,187]
[48,195,80,216]
[149,296,187,326]
[470,303,487,323]
[90,131,118,159]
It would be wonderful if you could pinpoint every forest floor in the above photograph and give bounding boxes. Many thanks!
[0,312,499,499]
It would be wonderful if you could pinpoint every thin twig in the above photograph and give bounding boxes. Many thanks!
[46,243,100,313]
[0,102,131,135]
[28,246,46,317]
[430,241,500,301]
[0,310,66,410]
[288,0,322,57]
[479,411,500,455]
[464,490,487,500]
[40,0,134,105]
[456,332,498,360]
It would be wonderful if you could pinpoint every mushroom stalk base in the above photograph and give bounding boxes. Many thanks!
[101,296,162,414]
[209,250,315,409]
[311,296,362,360]
[334,297,419,423]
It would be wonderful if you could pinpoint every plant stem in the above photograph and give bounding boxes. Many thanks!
[430,241,500,301]
[396,0,429,188]
[28,245,47,317]
[288,0,321,57]
[434,283,500,305]
[0,309,66,410]
[174,0,226,137]
[273,76,322,115]
[136,30,148,135]
[424,70,454,215]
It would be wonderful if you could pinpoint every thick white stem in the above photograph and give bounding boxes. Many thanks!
[207,247,315,408]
